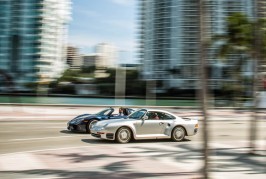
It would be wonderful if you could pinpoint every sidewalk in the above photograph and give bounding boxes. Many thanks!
[0,140,264,179]
[0,105,265,121]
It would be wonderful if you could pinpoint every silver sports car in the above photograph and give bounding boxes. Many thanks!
[91,108,199,143]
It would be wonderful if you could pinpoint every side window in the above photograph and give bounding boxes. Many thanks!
[155,112,163,119]
[129,109,147,119]
[146,112,154,120]
[146,112,152,120]
[161,113,176,120]
[147,111,162,120]
[103,109,111,116]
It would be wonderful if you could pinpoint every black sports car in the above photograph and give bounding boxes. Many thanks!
[67,107,134,133]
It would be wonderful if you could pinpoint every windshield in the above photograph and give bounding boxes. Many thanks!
[128,109,147,119]
[95,108,113,116]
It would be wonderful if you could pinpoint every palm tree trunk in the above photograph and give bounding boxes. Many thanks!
[249,0,260,154]
[250,58,258,154]
[199,0,210,178]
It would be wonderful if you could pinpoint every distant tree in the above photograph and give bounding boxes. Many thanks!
[125,69,146,96]
[57,69,80,83]
[213,13,266,102]
[24,82,38,92]
[94,68,116,95]
[94,68,145,96]
[81,65,96,74]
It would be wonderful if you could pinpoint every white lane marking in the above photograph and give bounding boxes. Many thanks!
[1,121,67,124]
[0,124,66,126]
[0,116,72,119]
[0,153,46,171]
[0,131,15,133]
[0,127,64,133]
[43,127,66,129]
[0,145,99,156]
[9,135,89,142]
[30,126,65,129]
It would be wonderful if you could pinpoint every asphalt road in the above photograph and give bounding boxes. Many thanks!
[0,119,265,154]
[0,106,265,179]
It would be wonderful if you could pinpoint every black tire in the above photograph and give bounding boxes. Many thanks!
[86,119,98,134]
[171,126,186,142]
[115,127,132,143]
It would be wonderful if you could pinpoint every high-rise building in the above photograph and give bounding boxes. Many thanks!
[0,0,71,88]
[66,46,82,70]
[82,54,98,67]
[95,43,118,69]
[138,0,254,91]
[257,0,266,19]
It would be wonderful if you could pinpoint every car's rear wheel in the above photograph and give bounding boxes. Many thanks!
[86,119,98,134]
[115,127,132,143]
[171,126,186,142]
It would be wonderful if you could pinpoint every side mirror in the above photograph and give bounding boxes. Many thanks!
[142,116,148,120]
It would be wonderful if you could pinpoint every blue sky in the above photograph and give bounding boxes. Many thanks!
[68,0,137,63]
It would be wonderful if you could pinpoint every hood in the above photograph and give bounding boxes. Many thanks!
[74,114,100,120]
[83,114,98,119]
[71,114,96,123]
[74,114,91,119]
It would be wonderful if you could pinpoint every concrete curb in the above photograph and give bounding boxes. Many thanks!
[1,102,266,110]
[0,102,198,108]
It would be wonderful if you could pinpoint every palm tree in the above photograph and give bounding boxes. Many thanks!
[199,0,209,178]
[213,12,266,153]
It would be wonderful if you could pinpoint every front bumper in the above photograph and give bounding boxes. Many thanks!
[67,123,86,132]
[91,127,115,140]
[194,128,198,134]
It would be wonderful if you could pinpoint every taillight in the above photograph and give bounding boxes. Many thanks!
[195,124,199,128]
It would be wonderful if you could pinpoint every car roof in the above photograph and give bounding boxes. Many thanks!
[139,108,167,112]
[137,108,176,115]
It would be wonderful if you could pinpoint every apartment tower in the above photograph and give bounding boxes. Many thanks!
[138,0,254,91]
[0,0,71,88]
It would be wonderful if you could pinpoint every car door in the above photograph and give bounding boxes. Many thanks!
[134,119,161,135]
[158,112,176,135]
[134,111,163,137]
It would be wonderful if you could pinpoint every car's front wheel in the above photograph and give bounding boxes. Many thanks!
[86,119,98,134]
[115,127,132,143]
[171,126,186,142]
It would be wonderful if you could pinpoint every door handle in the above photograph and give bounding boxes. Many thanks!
[159,122,164,125]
